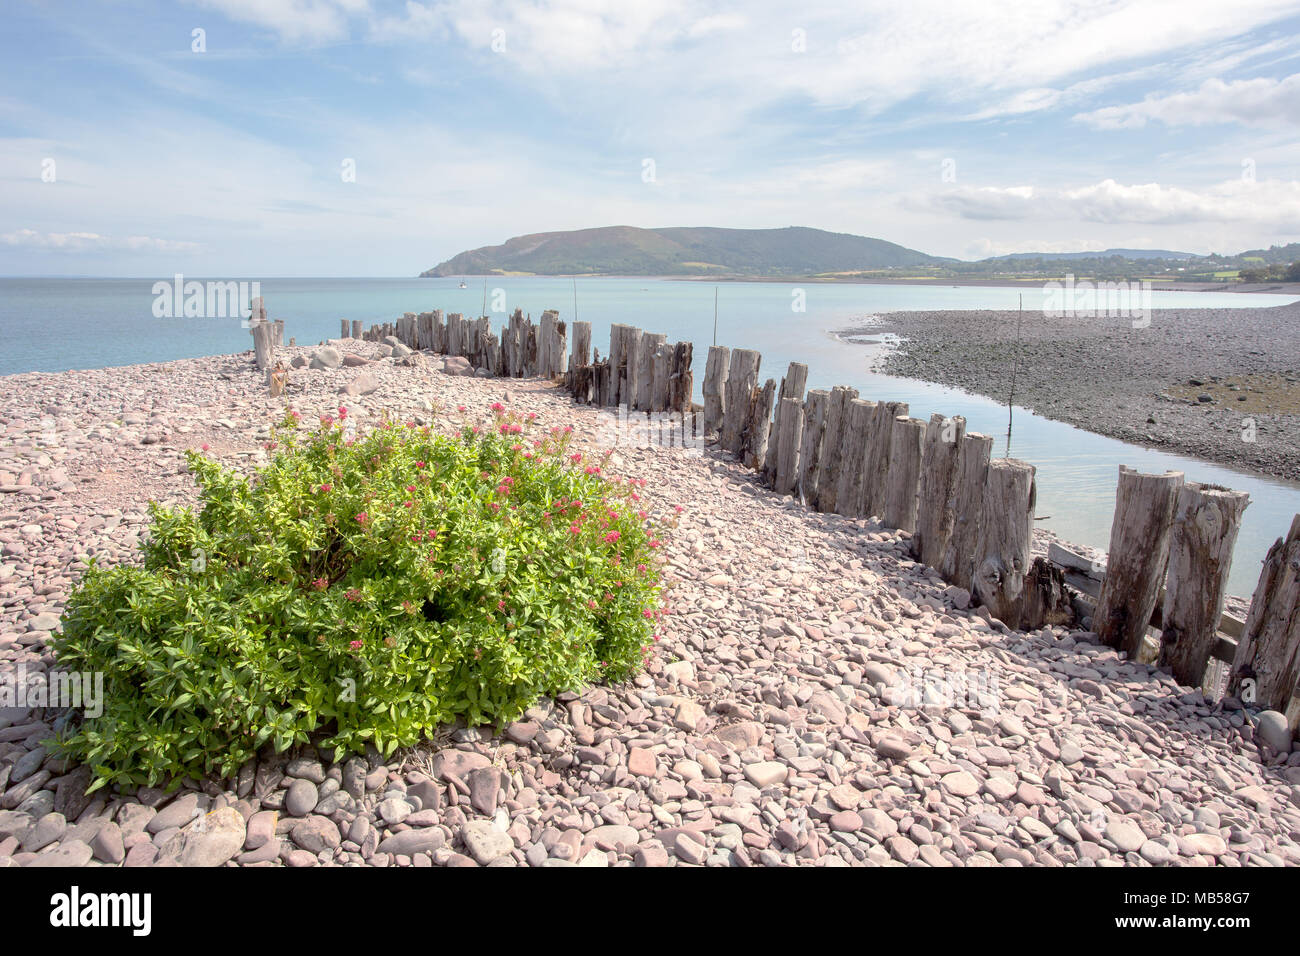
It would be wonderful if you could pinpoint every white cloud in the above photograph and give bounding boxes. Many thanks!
[1076,73,1300,128]
[192,0,372,43]
[921,177,1300,228]
[0,229,202,253]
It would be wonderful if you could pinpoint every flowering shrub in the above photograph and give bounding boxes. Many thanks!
[54,406,666,790]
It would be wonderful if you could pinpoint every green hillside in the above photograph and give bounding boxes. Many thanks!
[420,225,946,277]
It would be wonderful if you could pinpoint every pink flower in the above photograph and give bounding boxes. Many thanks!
[200,443,210,452]
[569,523,582,535]
[457,405,467,413]
[416,461,426,469]
[345,588,362,602]
[319,483,332,493]
[406,485,416,493]
[510,443,522,452]
[425,529,438,540]
[584,466,600,476]
[569,453,582,464]
[404,500,413,508]
[338,406,348,419]
[642,609,654,618]
[497,600,506,611]
[674,505,684,514]
[637,564,647,573]
[490,401,505,413]
[311,577,328,590]
[604,531,620,543]
[587,599,598,610]
[349,639,363,649]
[355,512,368,524]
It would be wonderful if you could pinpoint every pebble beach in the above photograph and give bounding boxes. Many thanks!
[2,340,1299,868]
[869,302,1300,482]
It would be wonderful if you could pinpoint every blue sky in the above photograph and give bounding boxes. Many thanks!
[3,0,1300,276]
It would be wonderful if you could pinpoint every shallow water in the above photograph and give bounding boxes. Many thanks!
[4,275,1298,596]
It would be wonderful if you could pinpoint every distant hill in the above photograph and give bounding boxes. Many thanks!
[988,248,1198,261]
[420,226,947,277]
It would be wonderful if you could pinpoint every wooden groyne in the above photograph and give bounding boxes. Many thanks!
[341,306,1300,744]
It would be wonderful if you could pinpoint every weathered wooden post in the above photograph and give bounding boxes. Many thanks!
[723,349,761,455]
[351,319,362,339]
[571,321,592,375]
[1231,515,1300,718]
[939,432,994,592]
[669,342,694,414]
[1093,467,1184,655]
[882,416,926,532]
[703,346,730,438]
[797,390,829,506]
[861,401,908,518]
[272,319,284,348]
[637,333,666,410]
[774,396,804,496]
[912,414,967,567]
[764,363,810,483]
[814,386,858,513]
[972,458,1037,626]
[832,398,875,517]
[651,342,671,412]
[1159,483,1250,687]
[341,319,350,338]
[251,321,274,373]
[741,378,777,470]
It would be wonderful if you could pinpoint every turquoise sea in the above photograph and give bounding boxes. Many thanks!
[3,275,1298,597]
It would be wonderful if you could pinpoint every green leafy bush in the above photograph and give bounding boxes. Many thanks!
[53,404,668,790]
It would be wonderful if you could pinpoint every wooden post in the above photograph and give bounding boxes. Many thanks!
[861,401,908,518]
[797,390,829,506]
[592,359,611,407]
[669,342,694,414]
[637,333,666,410]
[1231,515,1300,719]
[972,458,1037,626]
[764,363,810,482]
[741,378,776,470]
[703,346,730,437]
[939,432,993,592]
[341,319,350,339]
[651,342,671,412]
[1093,467,1184,656]
[1159,483,1250,687]
[722,349,761,455]
[272,319,284,348]
[351,319,362,339]
[571,320,592,380]
[814,386,857,513]
[912,414,967,567]
[774,397,803,496]
[882,416,926,532]
[833,398,875,517]
[251,321,274,372]
[1021,558,1076,630]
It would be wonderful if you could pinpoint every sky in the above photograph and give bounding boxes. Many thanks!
[2,0,1300,276]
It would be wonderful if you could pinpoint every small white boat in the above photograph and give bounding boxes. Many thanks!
[458,280,467,289]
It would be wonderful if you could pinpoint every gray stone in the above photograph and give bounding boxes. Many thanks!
[1256,711,1292,753]
[285,779,319,817]
[462,821,513,864]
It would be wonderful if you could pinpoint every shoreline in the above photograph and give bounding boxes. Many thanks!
[855,303,1300,484]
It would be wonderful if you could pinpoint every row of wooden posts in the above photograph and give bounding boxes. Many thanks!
[349,306,1300,733]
